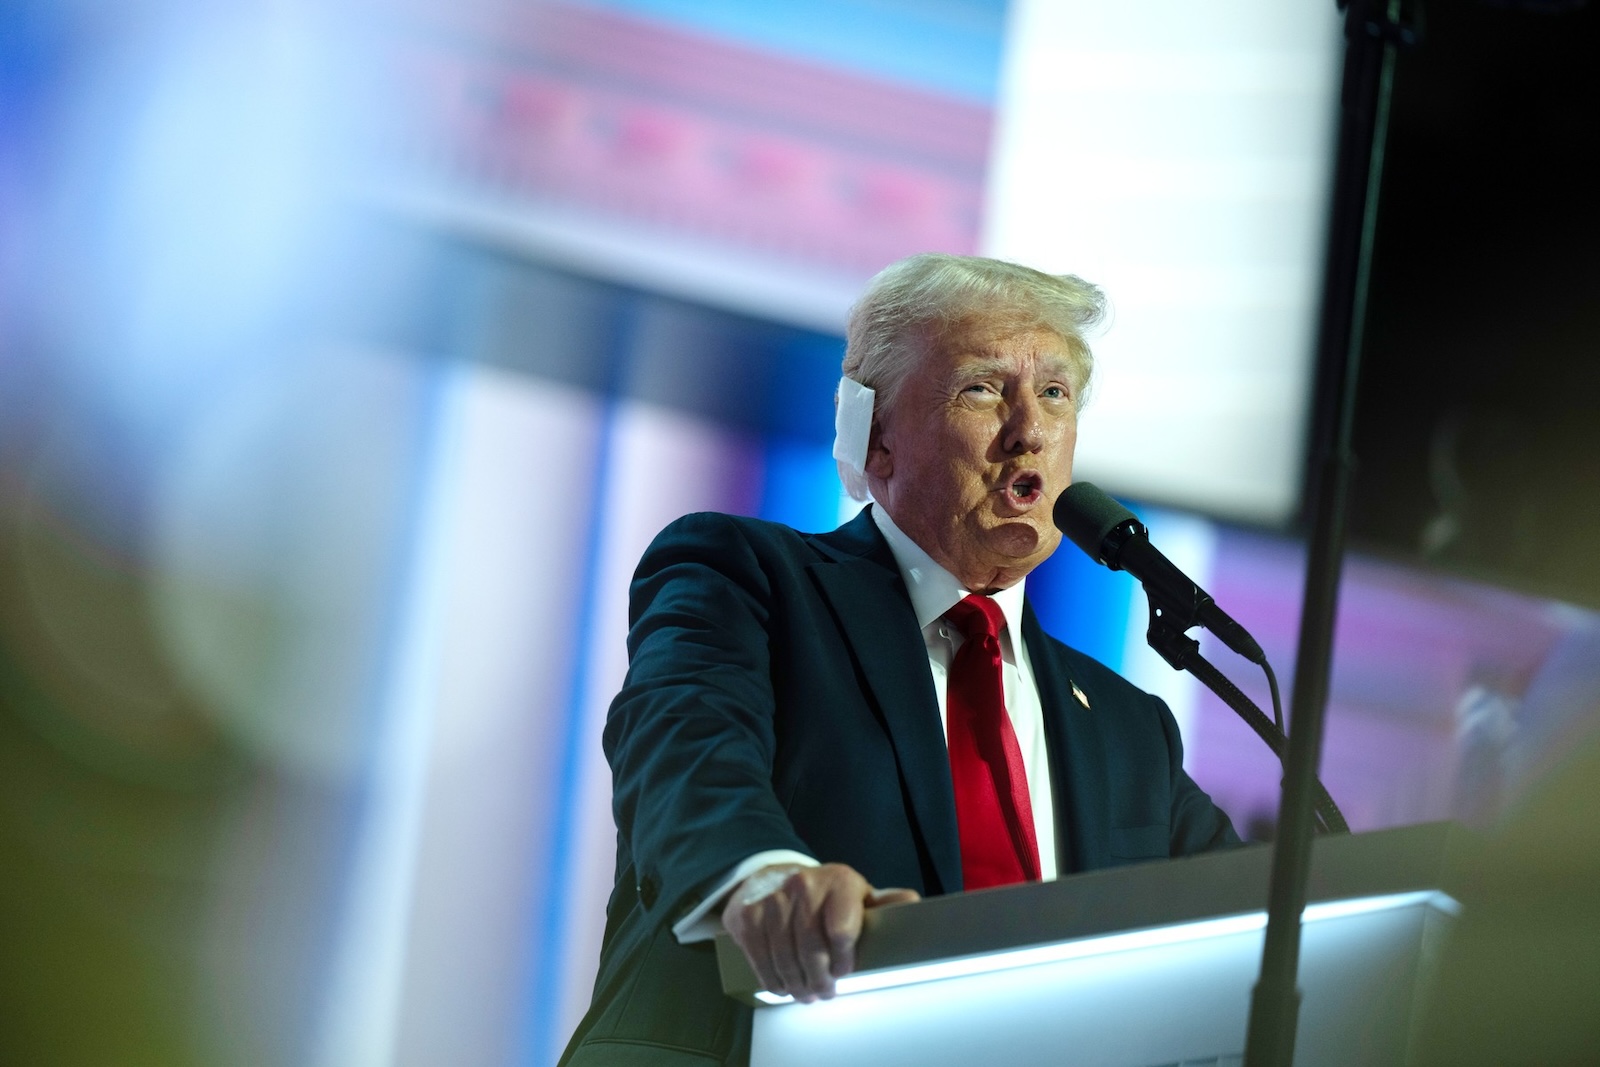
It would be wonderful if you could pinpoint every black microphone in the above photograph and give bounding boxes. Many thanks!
[1054,482,1266,666]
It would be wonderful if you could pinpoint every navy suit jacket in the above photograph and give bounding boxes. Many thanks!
[560,508,1238,1066]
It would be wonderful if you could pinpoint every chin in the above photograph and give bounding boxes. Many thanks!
[985,521,1044,560]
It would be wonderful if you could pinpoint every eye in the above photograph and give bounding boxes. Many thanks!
[1041,384,1070,400]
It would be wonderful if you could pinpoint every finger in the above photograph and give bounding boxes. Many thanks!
[768,916,810,1001]
[724,865,807,996]
[721,892,750,942]
[867,887,921,907]
[735,902,788,996]
[760,878,810,999]
[821,886,866,979]
[790,892,836,1000]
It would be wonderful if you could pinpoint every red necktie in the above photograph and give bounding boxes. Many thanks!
[944,594,1041,889]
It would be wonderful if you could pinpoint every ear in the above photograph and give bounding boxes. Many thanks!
[864,417,892,480]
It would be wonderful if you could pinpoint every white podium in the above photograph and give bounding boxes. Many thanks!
[717,822,1471,1067]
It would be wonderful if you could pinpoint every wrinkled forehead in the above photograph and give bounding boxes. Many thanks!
[916,314,1083,381]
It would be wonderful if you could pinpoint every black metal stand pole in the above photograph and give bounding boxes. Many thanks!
[1243,2,1417,1065]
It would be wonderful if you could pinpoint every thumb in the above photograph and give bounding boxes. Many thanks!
[866,887,921,907]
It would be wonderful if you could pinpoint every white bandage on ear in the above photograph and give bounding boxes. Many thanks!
[832,376,876,502]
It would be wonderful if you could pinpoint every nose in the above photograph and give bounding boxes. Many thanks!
[1001,393,1044,455]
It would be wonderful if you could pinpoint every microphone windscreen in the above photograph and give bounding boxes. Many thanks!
[1054,482,1138,564]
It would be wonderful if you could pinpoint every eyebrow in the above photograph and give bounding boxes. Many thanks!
[940,355,1079,392]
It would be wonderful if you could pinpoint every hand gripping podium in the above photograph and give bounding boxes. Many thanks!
[717,822,1470,1067]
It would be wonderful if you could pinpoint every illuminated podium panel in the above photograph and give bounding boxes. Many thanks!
[718,823,1468,1067]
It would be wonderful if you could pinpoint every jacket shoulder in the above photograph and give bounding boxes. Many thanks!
[654,510,810,546]
[648,509,879,565]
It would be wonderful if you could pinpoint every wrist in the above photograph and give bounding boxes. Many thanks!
[731,863,806,908]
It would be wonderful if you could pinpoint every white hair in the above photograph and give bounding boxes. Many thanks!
[835,253,1108,498]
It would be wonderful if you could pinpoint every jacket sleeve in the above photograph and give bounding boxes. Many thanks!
[602,512,812,925]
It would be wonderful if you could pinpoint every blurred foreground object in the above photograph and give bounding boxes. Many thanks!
[1415,728,1600,1064]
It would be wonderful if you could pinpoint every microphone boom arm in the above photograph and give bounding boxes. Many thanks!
[1054,480,1349,835]
[1141,585,1349,836]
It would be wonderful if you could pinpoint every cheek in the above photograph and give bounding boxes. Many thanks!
[1049,431,1078,484]
[1046,417,1077,454]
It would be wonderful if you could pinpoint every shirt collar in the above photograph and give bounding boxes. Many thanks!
[869,504,1028,637]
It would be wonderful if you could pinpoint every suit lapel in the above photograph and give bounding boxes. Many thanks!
[809,512,963,895]
[1023,603,1110,875]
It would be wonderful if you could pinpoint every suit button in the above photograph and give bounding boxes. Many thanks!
[637,873,660,909]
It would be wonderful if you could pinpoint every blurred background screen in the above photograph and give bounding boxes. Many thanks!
[988,3,1341,525]
[369,0,1345,526]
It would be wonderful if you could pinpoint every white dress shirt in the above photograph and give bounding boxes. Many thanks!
[673,505,1060,942]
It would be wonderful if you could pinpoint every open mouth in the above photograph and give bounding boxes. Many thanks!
[1004,473,1043,506]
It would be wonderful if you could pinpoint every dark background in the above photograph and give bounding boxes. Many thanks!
[1350,0,1600,608]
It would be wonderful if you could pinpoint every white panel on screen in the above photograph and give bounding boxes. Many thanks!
[312,359,468,1067]
[306,364,613,1067]
[985,2,1342,524]
[389,367,607,1067]
[548,399,766,1066]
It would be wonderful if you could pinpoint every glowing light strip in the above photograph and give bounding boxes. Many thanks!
[752,891,1458,1005]
[1304,890,1460,922]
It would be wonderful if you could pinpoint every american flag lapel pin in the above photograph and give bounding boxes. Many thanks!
[1071,682,1090,709]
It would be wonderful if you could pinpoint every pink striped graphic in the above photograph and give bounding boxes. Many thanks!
[370,0,991,273]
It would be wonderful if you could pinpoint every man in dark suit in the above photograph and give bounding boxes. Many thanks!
[560,254,1239,1067]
